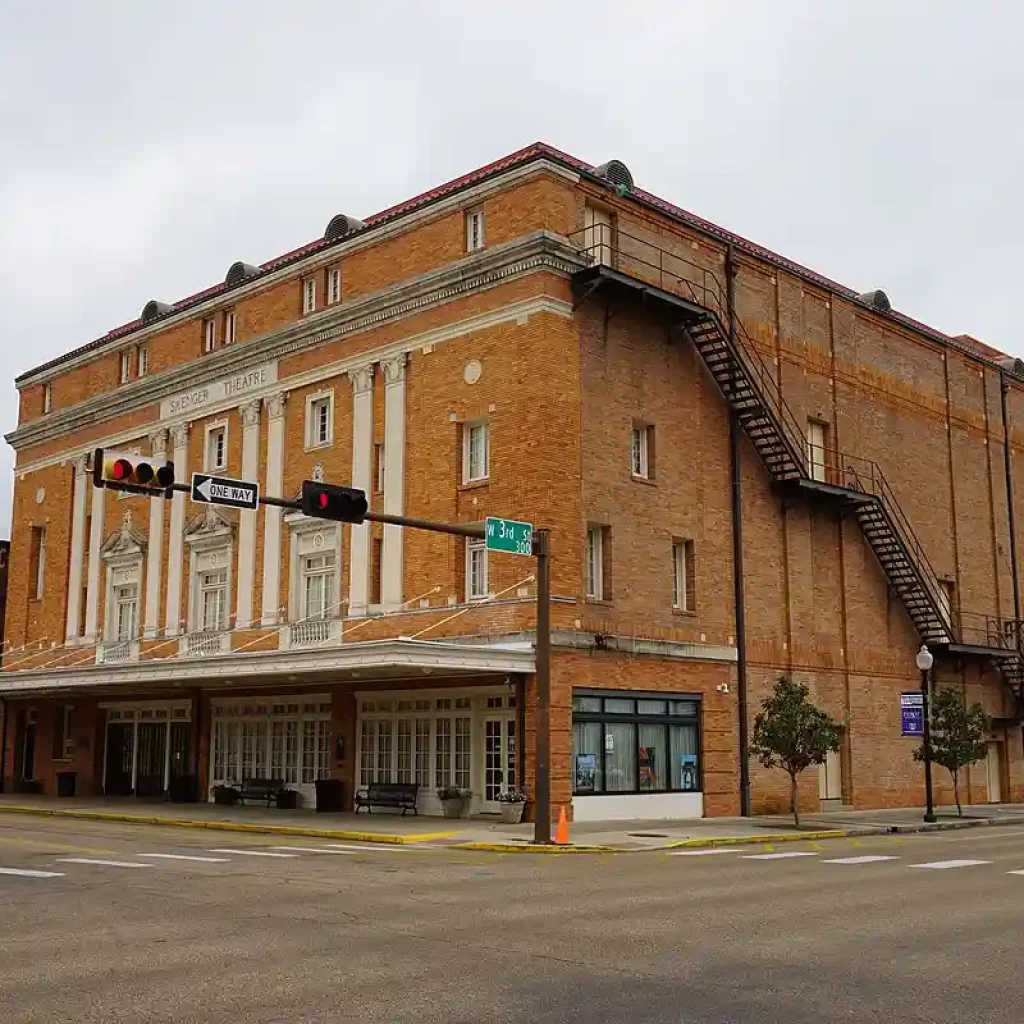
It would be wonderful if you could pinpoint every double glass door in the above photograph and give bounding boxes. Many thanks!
[483,717,516,808]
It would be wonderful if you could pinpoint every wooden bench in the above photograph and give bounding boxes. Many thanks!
[238,778,287,808]
[354,782,419,816]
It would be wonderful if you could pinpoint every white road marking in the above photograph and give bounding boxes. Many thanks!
[669,848,742,857]
[910,859,992,870]
[56,858,153,869]
[743,852,818,860]
[822,856,901,865]
[1006,869,1024,875]
[208,848,298,858]
[0,867,65,878]
[139,853,231,863]
[269,846,356,855]
[323,843,420,852]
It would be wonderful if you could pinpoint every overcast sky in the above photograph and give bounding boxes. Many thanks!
[1,0,1021,535]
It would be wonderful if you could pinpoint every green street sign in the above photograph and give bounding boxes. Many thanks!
[485,517,534,556]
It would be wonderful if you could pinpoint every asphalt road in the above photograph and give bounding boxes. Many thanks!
[1,815,1024,1023]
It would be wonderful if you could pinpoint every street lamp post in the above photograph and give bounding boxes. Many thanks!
[916,645,937,823]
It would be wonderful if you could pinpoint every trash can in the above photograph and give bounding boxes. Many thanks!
[168,775,198,803]
[276,789,298,810]
[56,771,77,798]
[314,778,344,813]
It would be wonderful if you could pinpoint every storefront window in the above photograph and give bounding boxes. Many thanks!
[571,691,702,795]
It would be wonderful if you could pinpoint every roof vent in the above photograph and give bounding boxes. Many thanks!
[324,213,367,243]
[857,289,891,313]
[592,160,634,192]
[225,261,260,287]
[999,357,1024,377]
[141,299,172,322]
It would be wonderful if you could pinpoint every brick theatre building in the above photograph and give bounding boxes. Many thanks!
[1,143,1021,820]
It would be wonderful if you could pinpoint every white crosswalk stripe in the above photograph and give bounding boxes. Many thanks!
[822,856,901,865]
[324,843,421,853]
[910,859,992,870]
[743,851,818,860]
[0,867,65,878]
[208,848,298,858]
[1006,869,1024,875]
[669,848,742,857]
[139,853,231,863]
[269,846,356,855]
[56,858,153,869]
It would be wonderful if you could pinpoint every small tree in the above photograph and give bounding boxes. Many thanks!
[749,676,842,826]
[913,687,989,817]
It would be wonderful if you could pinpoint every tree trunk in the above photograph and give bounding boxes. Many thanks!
[790,772,800,828]
[953,771,962,817]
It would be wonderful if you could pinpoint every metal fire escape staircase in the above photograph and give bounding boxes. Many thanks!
[569,228,1024,705]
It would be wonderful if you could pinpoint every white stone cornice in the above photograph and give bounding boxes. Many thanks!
[8,232,586,453]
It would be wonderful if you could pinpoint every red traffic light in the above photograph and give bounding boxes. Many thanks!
[301,480,368,523]
[112,459,133,481]
[94,448,176,491]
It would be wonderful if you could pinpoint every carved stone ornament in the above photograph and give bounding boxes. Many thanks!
[170,422,189,449]
[348,364,374,394]
[240,397,262,427]
[149,427,169,456]
[266,392,286,421]
[312,462,325,483]
[383,352,408,386]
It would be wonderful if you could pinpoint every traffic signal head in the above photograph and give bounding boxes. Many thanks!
[93,448,175,490]
[301,480,368,523]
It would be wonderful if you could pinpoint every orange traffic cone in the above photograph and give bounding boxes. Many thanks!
[554,805,570,846]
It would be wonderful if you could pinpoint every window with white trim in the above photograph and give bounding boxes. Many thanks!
[114,582,138,641]
[223,309,236,345]
[463,422,489,483]
[119,350,131,384]
[137,344,148,377]
[43,383,52,414]
[585,525,608,600]
[205,424,227,471]
[671,538,695,612]
[466,537,488,601]
[466,208,485,252]
[199,568,228,632]
[327,267,341,305]
[302,553,336,621]
[303,277,316,315]
[203,317,216,353]
[631,424,654,479]
[306,394,332,449]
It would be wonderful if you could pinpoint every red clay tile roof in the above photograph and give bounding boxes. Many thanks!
[17,141,1009,383]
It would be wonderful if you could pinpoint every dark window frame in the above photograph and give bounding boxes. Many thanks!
[571,690,702,796]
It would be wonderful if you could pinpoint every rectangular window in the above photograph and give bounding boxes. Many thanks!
[466,208,485,252]
[371,537,382,606]
[374,443,385,494]
[223,309,236,345]
[114,583,138,641]
[303,278,316,315]
[302,553,336,620]
[466,537,488,601]
[463,422,489,483]
[631,424,654,479]
[327,267,341,305]
[585,525,607,600]
[806,419,827,483]
[43,383,52,414]
[120,350,131,384]
[137,345,149,377]
[52,705,74,760]
[206,425,227,471]
[572,691,701,796]
[199,569,228,632]
[203,317,216,353]
[30,526,45,599]
[307,396,332,448]
[672,539,695,611]
[435,718,452,788]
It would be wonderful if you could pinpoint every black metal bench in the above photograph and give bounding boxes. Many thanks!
[354,782,419,815]
[238,777,287,808]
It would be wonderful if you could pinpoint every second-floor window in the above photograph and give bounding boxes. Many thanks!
[114,583,138,641]
[206,424,227,471]
[120,350,131,384]
[466,208,485,252]
[585,525,609,601]
[31,526,45,599]
[223,309,236,345]
[671,539,695,612]
[199,569,228,633]
[43,383,52,414]
[306,394,332,449]
[137,345,149,377]
[463,422,490,483]
[466,537,488,601]
[203,317,216,353]
[303,278,316,315]
[327,267,341,305]
[807,419,828,483]
[302,553,336,621]
[631,424,654,479]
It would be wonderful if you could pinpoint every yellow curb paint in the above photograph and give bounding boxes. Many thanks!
[665,830,848,850]
[452,842,615,854]
[0,804,456,845]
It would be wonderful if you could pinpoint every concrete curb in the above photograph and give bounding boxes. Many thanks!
[451,841,617,854]
[0,804,457,845]
[667,829,850,849]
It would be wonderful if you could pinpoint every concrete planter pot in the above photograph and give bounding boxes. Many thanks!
[441,797,467,819]
[499,802,526,825]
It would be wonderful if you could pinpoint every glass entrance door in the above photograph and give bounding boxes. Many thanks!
[105,723,134,795]
[483,717,516,807]
[136,723,167,797]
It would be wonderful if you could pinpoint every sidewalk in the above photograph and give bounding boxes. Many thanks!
[0,795,1021,852]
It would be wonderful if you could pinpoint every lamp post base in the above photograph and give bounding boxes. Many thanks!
[923,811,937,823]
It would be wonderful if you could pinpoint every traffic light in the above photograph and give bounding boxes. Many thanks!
[93,448,175,490]
[301,480,368,523]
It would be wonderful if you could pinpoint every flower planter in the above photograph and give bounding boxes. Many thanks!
[499,802,526,825]
[441,797,466,819]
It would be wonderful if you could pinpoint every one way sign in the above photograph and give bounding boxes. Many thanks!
[191,472,260,511]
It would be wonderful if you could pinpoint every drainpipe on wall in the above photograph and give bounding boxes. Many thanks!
[725,245,751,817]
[1000,374,1022,631]
[0,697,6,795]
